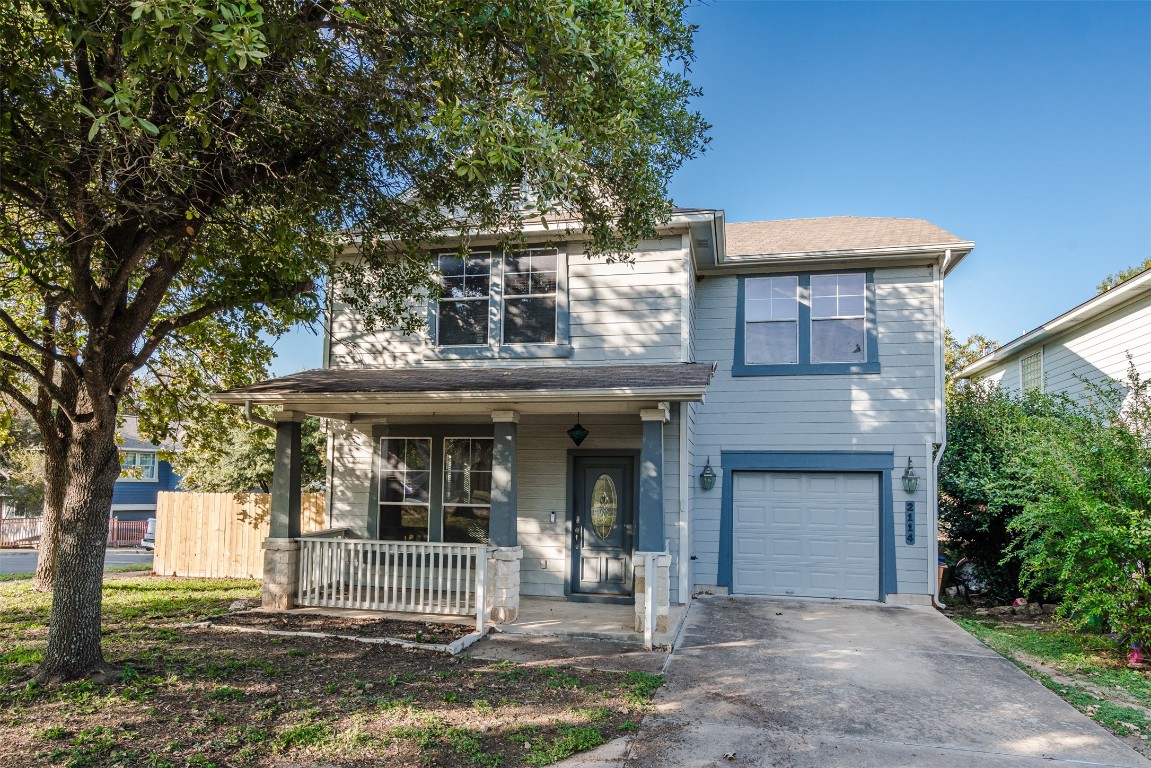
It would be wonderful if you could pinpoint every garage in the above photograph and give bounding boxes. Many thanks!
[731,471,880,600]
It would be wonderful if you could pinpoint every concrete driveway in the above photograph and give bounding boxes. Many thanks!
[567,596,1150,767]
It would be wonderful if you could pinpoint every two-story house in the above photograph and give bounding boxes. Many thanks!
[112,415,181,524]
[217,211,972,627]
[957,267,1150,399]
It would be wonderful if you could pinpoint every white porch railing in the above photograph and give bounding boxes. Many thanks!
[296,538,489,632]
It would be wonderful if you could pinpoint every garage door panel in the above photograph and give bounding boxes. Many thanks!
[732,471,880,600]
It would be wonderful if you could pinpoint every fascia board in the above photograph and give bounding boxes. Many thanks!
[697,243,974,275]
[212,385,708,406]
[958,268,1151,379]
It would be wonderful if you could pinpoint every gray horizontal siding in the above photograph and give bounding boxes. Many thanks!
[328,237,691,369]
[688,265,941,597]
[973,291,1151,400]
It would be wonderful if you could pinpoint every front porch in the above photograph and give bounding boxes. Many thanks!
[215,363,714,642]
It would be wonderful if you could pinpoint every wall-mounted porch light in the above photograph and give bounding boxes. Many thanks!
[567,414,589,446]
[901,457,920,494]
[699,457,717,491]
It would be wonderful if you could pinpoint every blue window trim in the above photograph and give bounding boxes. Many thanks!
[716,451,897,599]
[733,270,880,376]
[425,246,571,360]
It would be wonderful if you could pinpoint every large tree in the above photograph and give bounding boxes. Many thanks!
[0,0,707,680]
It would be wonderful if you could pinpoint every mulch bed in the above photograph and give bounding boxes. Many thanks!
[209,611,475,644]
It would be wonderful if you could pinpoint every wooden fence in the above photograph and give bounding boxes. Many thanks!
[154,492,326,578]
[0,517,43,548]
[108,518,149,548]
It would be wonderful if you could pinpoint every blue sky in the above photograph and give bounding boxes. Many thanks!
[269,0,1150,373]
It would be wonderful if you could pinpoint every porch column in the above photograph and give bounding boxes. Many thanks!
[487,410,522,624]
[269,415,303,539]
[264,414,302,610]
[638,404,670,553]
[489,410,519,547]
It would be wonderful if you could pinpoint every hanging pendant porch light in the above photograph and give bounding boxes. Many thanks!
[567,413,589,446]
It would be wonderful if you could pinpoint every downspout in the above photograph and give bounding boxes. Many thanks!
[244,400,278,429]
[930,252,950,608]
[678,236,693,604]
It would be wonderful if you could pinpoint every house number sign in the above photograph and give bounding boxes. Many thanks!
[905,501,915,545]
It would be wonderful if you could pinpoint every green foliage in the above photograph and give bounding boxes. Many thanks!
[1,0,707,676]
[944,329,998,400]
[173,412,325,493]
[525,725,605,766]
[1006,362,1151,643]
[1097,258,1151,293]
[0,409,45,516]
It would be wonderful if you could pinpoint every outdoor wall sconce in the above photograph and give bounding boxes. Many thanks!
[699,458,717,491]
[901,457,920,494]
[567,414,589,447]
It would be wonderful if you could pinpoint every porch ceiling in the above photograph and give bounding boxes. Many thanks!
[212,362,715,418]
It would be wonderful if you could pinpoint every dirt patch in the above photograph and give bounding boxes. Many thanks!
[211,611,475,644]
[0,578,660,767]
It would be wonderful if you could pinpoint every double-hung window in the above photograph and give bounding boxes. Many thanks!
[1020,351,1043,393]
[378,436,493,544]
[120,451,158,481]
[436,252,492,346]
[735,271,879,376]
[432,247,569,357]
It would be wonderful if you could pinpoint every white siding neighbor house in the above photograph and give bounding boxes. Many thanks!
[215,211,973,628]
[957,267,1151,399]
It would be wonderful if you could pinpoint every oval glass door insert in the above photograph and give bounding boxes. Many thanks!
[590,474,618,540]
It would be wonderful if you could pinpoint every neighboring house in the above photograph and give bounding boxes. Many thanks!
[216,212,972,623]
[957,267,1151,399]
[112,415,180,522]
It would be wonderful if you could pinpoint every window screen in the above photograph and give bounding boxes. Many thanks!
[378,438,431,541]
[443,438,493,544]
[1021,352,1043,393]
[503,249,558,344]
[744,276,799,364]
[810,273,866,363]
[437,253,491,345]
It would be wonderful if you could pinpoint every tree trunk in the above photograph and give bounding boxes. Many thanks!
[38,422,122,682]
[33,440,68,592]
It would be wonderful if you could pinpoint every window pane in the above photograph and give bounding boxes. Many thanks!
[504,271,531,296]
[746,321,798,364]
[378,504,429,541]
[443,506,491,544]
[811,318,866,363]
[380,439,431,505]
[837,273,866,294]
[438,255,465,277]
[1021,353,1042,392]
[810,274,838,297]
[439,299,489,345]
[530,272,557,294]
[772,276,798,299]
[811,296,838,318]
[504,296,556,343]
[443,438,493,505]
[746,278,773,300]
[745,299,772,322]
[838,295,865,317]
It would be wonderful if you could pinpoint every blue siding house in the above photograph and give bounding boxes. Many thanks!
[111,416,180,522]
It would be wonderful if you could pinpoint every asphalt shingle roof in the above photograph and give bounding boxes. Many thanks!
[725,216,968,257]
[221,363,714,397]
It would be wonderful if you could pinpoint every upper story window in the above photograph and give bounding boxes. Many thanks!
[430,247,570,358]
[120,451,158,482]
[1020,351,1043,393]
[437,252,492,346]
[735,271,879,376]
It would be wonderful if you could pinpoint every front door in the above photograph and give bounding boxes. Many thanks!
[571,456,635,597]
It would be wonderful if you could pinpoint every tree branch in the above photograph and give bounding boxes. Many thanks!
[0,307,84,379]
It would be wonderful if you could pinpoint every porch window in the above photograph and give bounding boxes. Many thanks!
[443,438,493,544]
[437,252,492,346]
[119,451,158,481]
[378,438,431,540]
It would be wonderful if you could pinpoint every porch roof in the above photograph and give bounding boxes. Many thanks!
[213,362,715,407]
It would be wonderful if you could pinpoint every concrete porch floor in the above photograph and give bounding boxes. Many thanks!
[265,597,686,647]
[501,597,686,647]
